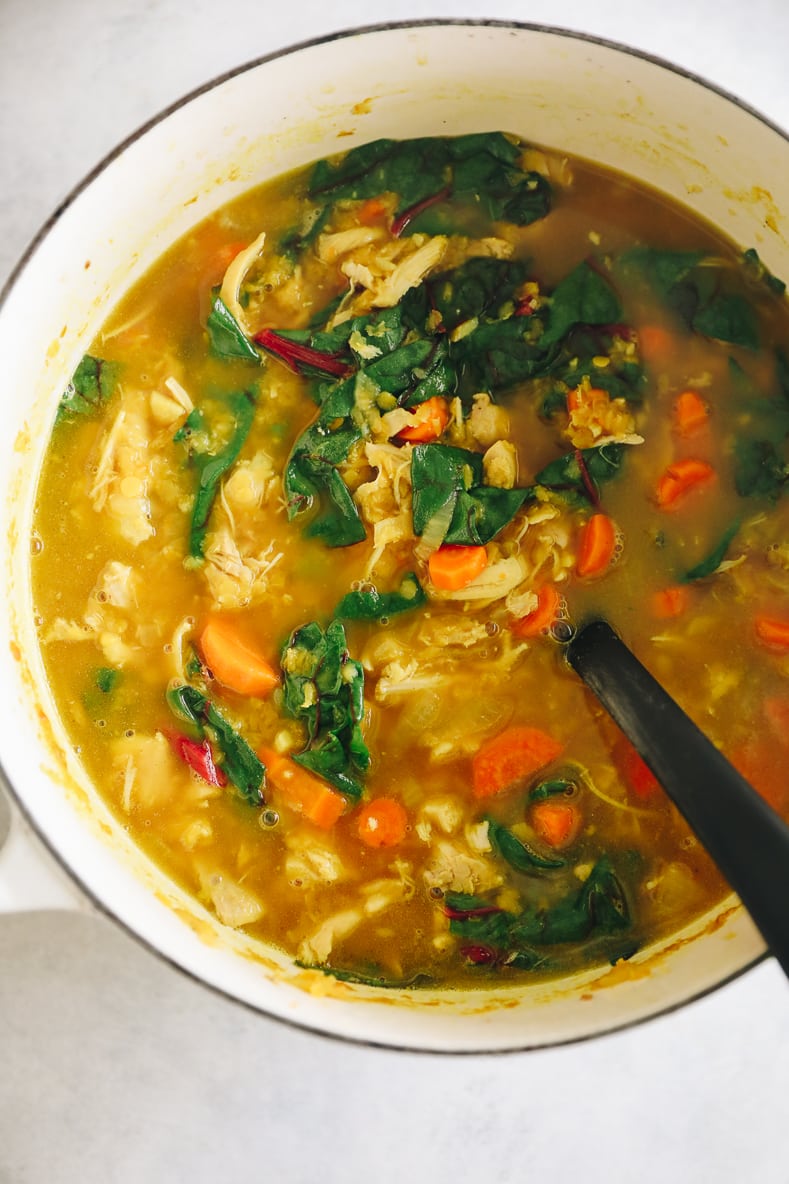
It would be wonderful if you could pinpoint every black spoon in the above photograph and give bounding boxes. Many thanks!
[565,618,789,980]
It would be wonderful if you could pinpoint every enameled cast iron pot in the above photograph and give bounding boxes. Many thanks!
[0,22,783,1052]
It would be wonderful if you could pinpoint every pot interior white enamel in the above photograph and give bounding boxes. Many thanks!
[1,22,783,1052]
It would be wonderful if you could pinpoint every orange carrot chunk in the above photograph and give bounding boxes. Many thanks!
[576,513,617,579]
[566,385,610,414]
[259,747,345,829]
[397,396,451,443]
[651,584,690,619]
[754,614,789,653]
[530,800,580,848]
[656,458,716,510]
[429,544,488,591]
[638,324,675,366]
[615,738,662,801]
[200,617,279,698]
[512,584,562,638]
[357,797,408,847]
[357,197,387,225]
[673,389,709,436]
[472,725,563,799]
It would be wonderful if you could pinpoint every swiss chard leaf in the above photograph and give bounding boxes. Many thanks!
[411,442,530,545]
[451,315,550,396]
[692,293,759,350]
[206,295,261,363]
[335,572,427,621]
[429,257,528,332]
[540,262,622,348]
[184,388,258,558]
[166,684,265,806]
[411,443,483,536]
[58,354,120,423]
[682,521,741,582]
[280,620,369,800]
[486,817,565,872]
[308,133,552,232]
[733,439,789,499]
[617,247,705,296]
[534,444,626,506]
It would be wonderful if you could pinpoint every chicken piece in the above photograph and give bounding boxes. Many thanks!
[483,439,518,489]
[423,838,502,896]
[201,526,283,610]
[317,225,387,262]
[222,452,277,516]
[112,731,184,814]
[285,833,349,887]
[468,392,510,447]
[298,909,363,964]
[415,796,465,842]
[198,869,265,928]
[418,617,490,648]
[90,400,155,545]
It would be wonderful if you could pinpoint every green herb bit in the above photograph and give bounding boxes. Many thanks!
[166,684,265,806]
[57,354,120,423]
[335,572,427,621]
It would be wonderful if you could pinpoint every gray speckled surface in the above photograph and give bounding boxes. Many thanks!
[2,2,789,1181]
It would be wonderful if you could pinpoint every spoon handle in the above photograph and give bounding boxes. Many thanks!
[567,618,789,979]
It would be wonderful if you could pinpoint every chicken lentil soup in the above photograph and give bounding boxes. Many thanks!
[32,133,789,988]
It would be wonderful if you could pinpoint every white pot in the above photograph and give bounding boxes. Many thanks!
[0,21,781,1052]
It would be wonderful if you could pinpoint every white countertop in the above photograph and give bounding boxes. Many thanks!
[1,1,788,1180]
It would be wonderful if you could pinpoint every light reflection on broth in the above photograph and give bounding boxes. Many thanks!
[31,134,789,989]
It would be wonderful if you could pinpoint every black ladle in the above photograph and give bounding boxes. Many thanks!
[565,618,789,979]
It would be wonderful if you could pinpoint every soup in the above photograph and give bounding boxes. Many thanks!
[31,133,789,989]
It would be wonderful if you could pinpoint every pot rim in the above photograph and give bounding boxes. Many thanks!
[0,17,779,1054]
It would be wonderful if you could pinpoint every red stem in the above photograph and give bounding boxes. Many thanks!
[254,329,353,378]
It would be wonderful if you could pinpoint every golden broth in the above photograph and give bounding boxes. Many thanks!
[31,135,789,988]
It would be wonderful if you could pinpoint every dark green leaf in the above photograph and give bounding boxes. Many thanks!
[335,572,427,621]
[206,295,261,362]
[682,521,740,582]
[165,684,265,806]
[540,262,622,348]
[444,485,531,546]
[280,620,369,800]
[733,438,789,499]
[58,355,120,423]
[486,817,565,872]
[535,443,625,506]
[528,778,577,802]
[411,443,483,535]
[692,293,759,349]
[616,247,705,296]
[186,388,258,558]
[430,257,528,332]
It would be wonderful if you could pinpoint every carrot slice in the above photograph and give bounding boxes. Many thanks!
[673,389,709,436]
[656,458,716,510]
[357,197,387,225]
[754,614,789,653]
[732,741,788,812]
[530,800,580,848]
[512,584,562,638]
[638,324,675,366]
[651,584,690,619]
[615,738,661,800]
[200,617,279,698]
[429,544,488,591]
[259,747,345,829]
[472,726,563,799]
[576,513,617,579]
[397,396,451,443]
[357,797,409,847]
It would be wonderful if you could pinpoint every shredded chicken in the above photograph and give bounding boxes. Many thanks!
[89,398,155,545]
[423,838,503,896]
[483,439,518,489]
[202,526,283,610]
[469,392,510,447]
[219,228,267,335]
